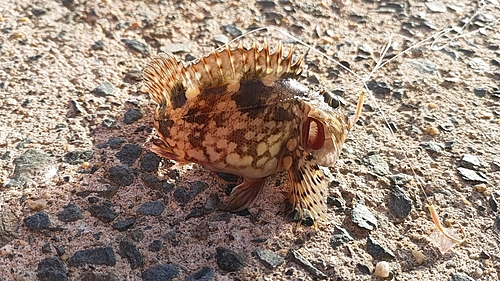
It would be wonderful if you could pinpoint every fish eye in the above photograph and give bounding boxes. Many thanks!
[323,92,341,109]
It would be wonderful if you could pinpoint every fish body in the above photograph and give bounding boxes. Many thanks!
[143,42,364,220]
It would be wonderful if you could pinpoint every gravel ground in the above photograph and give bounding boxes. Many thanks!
[1,0,500,280]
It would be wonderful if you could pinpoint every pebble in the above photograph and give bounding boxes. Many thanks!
[425,1,447,12]
[115,144,142,166]
[54,245,65,256]
[216,247,247,272]
[374,261,390,278]
[287,249,327,279]
[124,68,143,84]
[473,86,491,97]
[141,264,179,281]
[160,43,191,54]
[351,203,378,230]
[185,267,215,281]
[475,183,487,193]
[221,24,243,37]
[366,236,396,260]
[460,154,481,170]
[456,167,488,183]
[137,201,165,216]
[93,81,115,97]
[488,194,498,212]
[425,126,440,135]
[469,58,489,71]
[57,204,83,222]
[42,243,51,253]
[36,257,68,281]
[27,199,47,211]
[420,141,444,154]
[411,249,426,264]
[204,193,222,213]
[405,59,438,75]
[123,108,143,124]
[108,165,135,186]
[119,240,144,269]
[140,152,161,172]
[253,248,284,269]
[389,186,412,218]
[366,80,392,95]
[91,40,105,50]
[112,218,136,231]
[363,153,390,176]
[98,137,125,149]
[189,181,209,197]
[330,226,354,247]
[24,211,50,231]
[80,272,119,281]
[451,272,475,281]
[63,150,94,165]
[213,34,229,45]
[174,187,191,204]
[0,210,19,248]
[148,240,163,252]
[68,246,116,267]
[7,149,55,188]
[89,201,118,222]
[121,39,149,54]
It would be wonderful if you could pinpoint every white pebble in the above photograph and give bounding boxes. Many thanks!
[374,261,390,278]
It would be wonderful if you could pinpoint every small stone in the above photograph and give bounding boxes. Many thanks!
[119,240,144,269]
[185,267,215,281]
[366,80,391,95]
[204,193,222,213]
[57,204,83,222]
[112,218,136,231]
[123,108,143,124]
[91,40,105,50]
[493,158,500,169]
[27,199,47,211]
[358,43,373,55]
[460,154,481,170]
[425,126,441,135]
[186,207,204,220]
[221,24,243,37]
[89,201,118,223]
[130,229,145,242]
[124,68,143,84]
[474,86,491,97]
[412,249,426,264]
[439,123,454,131]
[141,264,179,281]
[108,165,135,186]
[122,39,149,54]
[374,261,390,278]
[98,137,125,149]
[330,226,354,247]
[93,81,115,96]
[7,149,55,188]
[174,187,191,204]
[363,153,390,176]
[489,194,498,212]
[356,263,372,275]
[475,183,487,193]
[148,240,163,252]
[351,203,378,230]
[469,58,489,71]
[420,141,444,154]
[389,186,412,219]
[287,249,327,279]
[24,211,50,231]
[213,34,229,45]
[216,247,247,272]
[159,43,191,53]
[115,144,142,166]
[63,150,94,165]
[137,201,165,216]
[425,1,447,12]
[42,243,52,253]
[0,210,19,248]
[451,272,475,281]
[140,152,161,172]
[36,257,68,281]
[68,247,116,267]
[54,245,65,256]
[80,272,119,281]
[253,248,284,269]
[457,167,488,183]
[190,181,209,197]
[366,236,395,260]
[405,59,438,75]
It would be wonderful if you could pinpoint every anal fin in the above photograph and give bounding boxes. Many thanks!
[226,177,267,212]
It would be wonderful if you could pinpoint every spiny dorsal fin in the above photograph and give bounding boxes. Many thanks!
[143,42,303,108]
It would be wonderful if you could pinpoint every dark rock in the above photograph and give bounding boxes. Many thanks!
[351,203,378,230]
[174,187,191,204]
[148,240,163,252]
[101,117,117,127]
[68,246,116,267]
[42,243,52,253]
[489,194,498,212]
[123,108,143,124]
[17,137,32,149]
[36,257,68,281]
[24,211,50,231]
[221,24,243,37]
[376,1,406,13]
[186,207,204,220]
[89,201,118,222]
[115,144,142,166]
[363,153,389,176]
[7,149,55,188]
[63,150,94,165]
[189,181,209,197]
[366,80,391,95]
[479,251,491,259]
[31,7,48,17]
[216,247,247,272]
[204,193,222,213]
[80,272,119,281]
[54,245,65,256]
[439,123,454,131]
[290,209,314,226]
[253,248,284,269]
[493,158,500,169]
[122,39,149,54]
[141,174,163,190]
[124,68,143,84]
[366,236,395,260]
[163,230,180,246]
[68,100,85,116]
[356,263,372,275]
[109,165,135,186]
[142,264,179,281]
[140,152,161,172]
[456,167,488,183]
[112,218,136,231]
[137,201,165,216]
[185,267,214,281]
[98,137,125,149]
[444,139,456,150]
[460,154,481,170]
[119,240,144,269]
[91,40,105,50]
[57,204,83,222]
[287,249,327,279]
[215,172,240,182]
[473,86,493,97]
[451,272,475,281]
[0,210,19,248]
[130,228,145,242]
[389,186,412,218]
[93,81,115,96]
[330,226,354,247]
[420,141,444,154]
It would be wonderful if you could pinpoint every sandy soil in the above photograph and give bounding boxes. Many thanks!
[1,0,499,280]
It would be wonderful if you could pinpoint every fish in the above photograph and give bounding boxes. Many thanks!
[142,41,365,221]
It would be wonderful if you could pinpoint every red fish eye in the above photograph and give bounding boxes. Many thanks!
[302,117,325,150]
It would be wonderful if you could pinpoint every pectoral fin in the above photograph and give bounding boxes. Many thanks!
[226,177,267,212]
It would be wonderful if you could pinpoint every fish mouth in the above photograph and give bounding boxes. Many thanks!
[302,117,325,150]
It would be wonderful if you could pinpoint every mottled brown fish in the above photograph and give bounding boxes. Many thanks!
[143,41,364,221]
